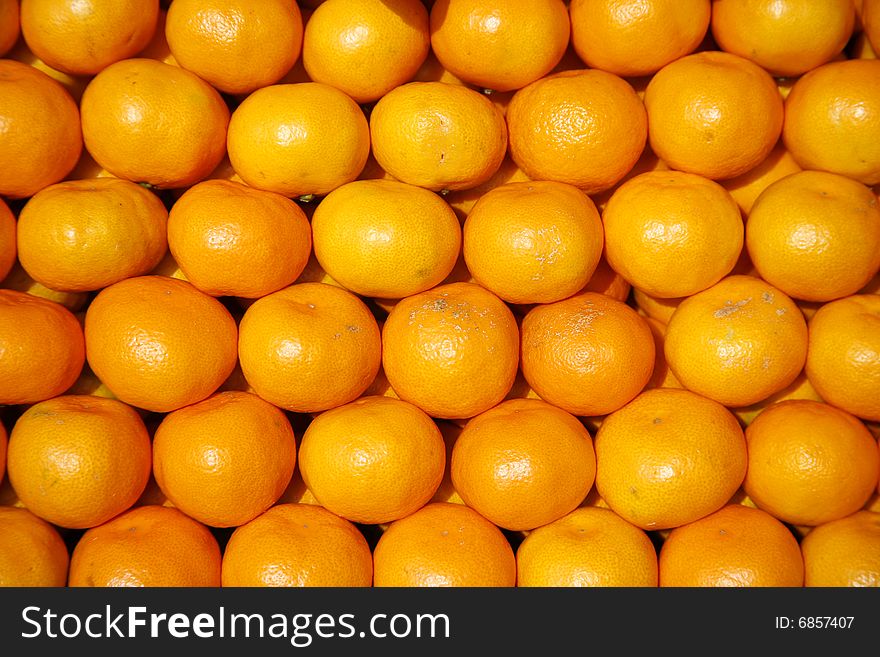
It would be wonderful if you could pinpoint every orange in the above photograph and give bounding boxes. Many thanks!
[80,58,229,189]
[462,180,604,305]
[68,505,222,587]
[373,502,516,587]
[165,0,303,95]
[866,0,880,53]
[84,275,238,413]
[643,316,682,390]
[167,179,312,299]
[7,395,151,529]
[664,275,808,407]
[783,59,880,186]
[299,396,445,525]
[595,388,747,531]
[311,179,461,299]
[303,0,429,103]
[6,36,90,102]
[659,504,805,587]
[152,391,297,528]
[1,262,89,312]
[137,7,176,66]
[711,0,855,77]
[746,170,880,302]
[570,0,710,77]
[0,60,81,199]
[0,507,69,586]
[227,82,370,198]
[238,282,381,413]
[221,504,373,587]
[721,140,802,215]
[17,179,168,293]
[732,371,823,426]
[801,510,880,587]
[370,81,507,192]
[805,294,880,422]
[450,398,596,531]
[0,198,15,282]
[744,400,879,527]
[443,156,531,222]
[0,420,5,482]
[520,292,655,417]
[516,507,658,587]
[506,69,647,195]
[0,290,84,405]
[381,282,519,419]
[429,0,569,93]
[581,256,631,302]
[645,51,783,181]
[20,0,159,75]
[633,289,683,325]
[0,0,19,57]
[602,171,744,299]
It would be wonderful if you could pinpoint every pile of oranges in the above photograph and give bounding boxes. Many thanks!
[1,0,879,589]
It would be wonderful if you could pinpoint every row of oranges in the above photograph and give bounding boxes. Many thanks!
[1,0,880,588]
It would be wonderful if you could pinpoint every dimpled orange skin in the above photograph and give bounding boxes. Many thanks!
[303,0,429,104]
[0,507,69,587]
[645,51,783,181]
[721,140,802,215]
[84,276,238,413]
[20,0,159,76]
[659,504,805,587]
[664,275,808,408]
[0,421,6,482]
[369,82,508,192]
[570,0,710,78]
[462,180,604,305]
[783,60,880,186]
[166,0,303,95]
[167,180,312,299]
[238,282,381,413]
[745,170,880,303]
[373,502,516,587]
[7,395,152,529]
[152,391,297,528]
[68,506,222,587]
[80,59,229,189]
[381,282,519,420]
[17,179,169,293]
[743,400,880,527]
[506,69,647,195]
[0,0,19,57]
[0,60,82,199]
[602,170,744,299]
[595,388,747,531]
[801,510,880,587]
[299,396,446,525]
[866,0,880,53]
[520,292,655,417]
[221,503,373,587]
[429,0,570,93]
[0,198,16,281]
[710,0,855,77]
[311,179,461,299]
[516,507,659,587]
[450,398,596,532]
[227,82,370,198]
[0,290,85,406]
[806,294,880,422]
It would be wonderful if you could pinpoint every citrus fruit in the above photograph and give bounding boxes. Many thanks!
[0,289,85,406]
[516,507,659,587]
[0,199,15,282]
[221,503,373,587]
[152,391,297,528]
[7,395,151,529]
[373,502,516,587]
[520,292,655,417]
[381,282,519,419]
[801,510,880,587]
[84,275,238,413]
[167,179,312,299]
[0,0,19,57]
[238,282,381,413]
[68,505,222,587]
[299,396,445,525]
[721,140,802,215]
[451,398,596,531]
[0,506,69,587]
[17,178,169,293]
